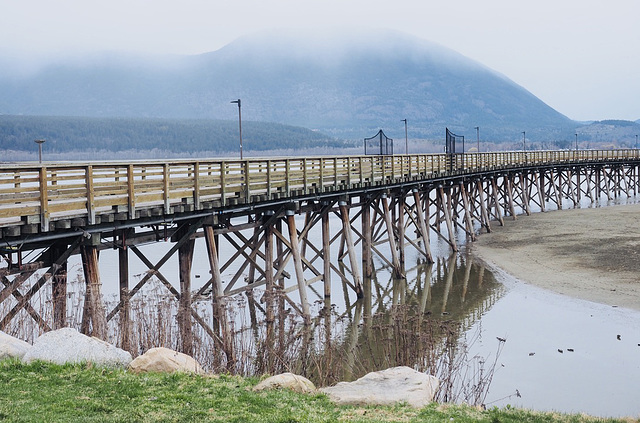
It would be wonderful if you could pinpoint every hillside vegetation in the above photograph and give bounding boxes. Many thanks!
[0,115,347,158]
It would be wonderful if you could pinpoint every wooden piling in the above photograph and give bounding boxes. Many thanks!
[118,231,132,353]
[50,242,68,330]
[80,244,107,340]
[178,233,195,356]
[338,201,364,297]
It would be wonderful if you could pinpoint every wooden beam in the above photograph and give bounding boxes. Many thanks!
[381,195,404,278]
[286,211,311,324]
[0,236,82,331]
[204,225,235,369]
[338,202,364,297]
[1,275,51,332]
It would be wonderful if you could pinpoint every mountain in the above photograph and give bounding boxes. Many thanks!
[0,29,577,145]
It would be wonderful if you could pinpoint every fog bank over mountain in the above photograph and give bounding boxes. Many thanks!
[0,29,582,143]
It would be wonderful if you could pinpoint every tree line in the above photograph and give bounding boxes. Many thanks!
[0,115,347,155]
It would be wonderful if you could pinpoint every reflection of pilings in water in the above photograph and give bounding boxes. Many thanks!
[461,254,471,303]
[343,298,363,381]
[413,252,505,332]
[361,250,502,334]
[416,261,433,327]
[441,255,456,315]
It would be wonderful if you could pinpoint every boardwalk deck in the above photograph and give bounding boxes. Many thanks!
[1,150,637,237]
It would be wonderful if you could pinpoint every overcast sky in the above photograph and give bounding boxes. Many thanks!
[1,0,638,121]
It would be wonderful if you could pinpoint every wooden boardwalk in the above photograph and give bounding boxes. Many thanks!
[1,150,637,237]
[1,149,639,366]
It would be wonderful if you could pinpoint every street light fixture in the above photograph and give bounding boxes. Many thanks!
[34,139,45,163]
[230,99,242,159]
[474,126,479,152]
[401,119,408,154]
[575,133,578,150]
[522,131,526,152]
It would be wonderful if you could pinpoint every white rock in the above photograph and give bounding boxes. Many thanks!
[253,373,316,393]
[128,347,204,374]
[0,330,32,360]
[320,366,439,408]
[22,328,132,368]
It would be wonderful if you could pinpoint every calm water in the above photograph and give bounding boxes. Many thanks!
[467,264,640,417]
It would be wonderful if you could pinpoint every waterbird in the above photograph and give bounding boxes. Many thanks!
[528,352,535,356]
[558,349,563,353]
[617,334,622,340]
[567,348,574,352]
[496,337,506,343]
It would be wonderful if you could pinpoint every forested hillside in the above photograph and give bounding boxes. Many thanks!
[0,115,346,158]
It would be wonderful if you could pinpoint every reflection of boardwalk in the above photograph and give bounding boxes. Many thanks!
[323,253,504,386]
[1,151,639,369]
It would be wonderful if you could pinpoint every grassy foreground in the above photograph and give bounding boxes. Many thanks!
[0,360,634,423]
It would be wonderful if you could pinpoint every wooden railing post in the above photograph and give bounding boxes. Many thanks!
[193,162,201,209]
[244,160,250,202]
[127,165,135,219]
[285,159,291,195]
[163,163,170,213]
[39,167,49,232]
[220,161,226,205]
[85,165,95,225]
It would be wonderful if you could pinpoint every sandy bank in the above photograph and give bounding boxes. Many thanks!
[470,203,640,311]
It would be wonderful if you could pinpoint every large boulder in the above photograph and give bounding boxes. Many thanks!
[253,373,316,393]
[0,331,31,360]
[320,366,439,408]
[128,347,204,374]
[22,328,132,368]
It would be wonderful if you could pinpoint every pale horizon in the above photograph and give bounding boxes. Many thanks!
[1,0,638,122]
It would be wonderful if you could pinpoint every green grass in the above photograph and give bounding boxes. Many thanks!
[0,360,633,423]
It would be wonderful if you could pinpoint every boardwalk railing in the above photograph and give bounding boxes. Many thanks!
[1,150,639,232]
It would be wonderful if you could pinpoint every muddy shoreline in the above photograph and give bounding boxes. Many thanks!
[470,203,640,311]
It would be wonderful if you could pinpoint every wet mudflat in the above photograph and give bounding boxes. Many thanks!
[471,203,640,311]
[467,202,640,417]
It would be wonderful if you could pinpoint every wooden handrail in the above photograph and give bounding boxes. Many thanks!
[1,150,639,232]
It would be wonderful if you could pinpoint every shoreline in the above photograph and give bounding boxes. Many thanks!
[470,202,640,312]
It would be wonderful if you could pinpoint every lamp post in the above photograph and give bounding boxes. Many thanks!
[522,131,526,152]
[636,135,638,149]
[34,139,45,163]
[575,133,578,150]
[474,126,479,152]
[401,119,408,154]
[230,99,242,159]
